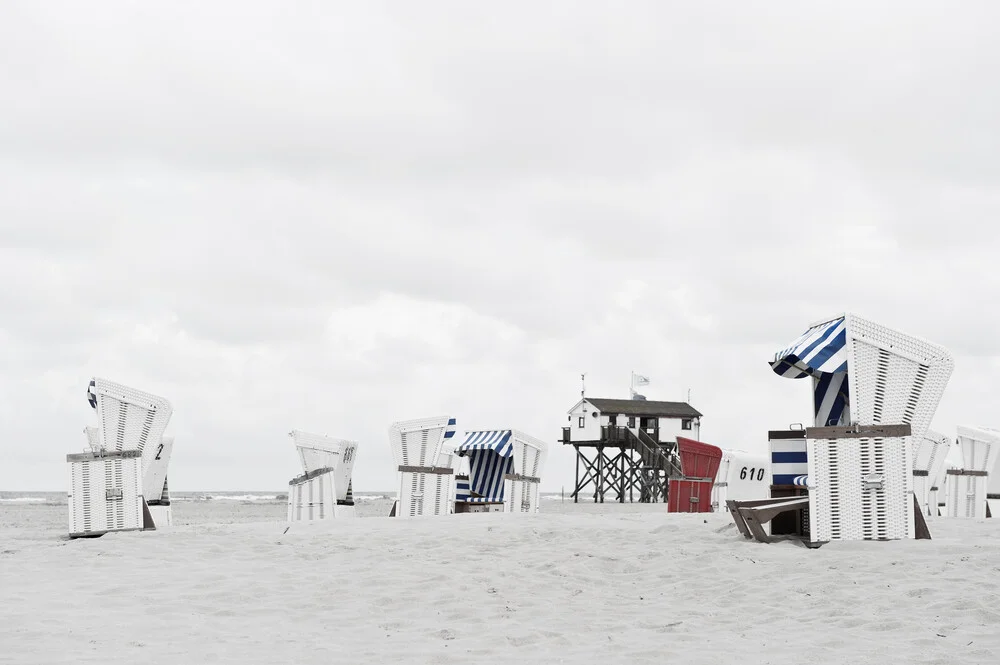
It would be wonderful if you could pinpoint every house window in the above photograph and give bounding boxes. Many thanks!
[578,416,585,428]
[627,416,635,428]
[682,418,693,430]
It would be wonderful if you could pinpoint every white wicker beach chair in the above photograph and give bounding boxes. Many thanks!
[770,314,953,542]
[286,430,358,521]
[68,378,174,538]
[946,425,1000,519]
[453,429,547,514]
[388,416,458,517]
[912,430,952,518]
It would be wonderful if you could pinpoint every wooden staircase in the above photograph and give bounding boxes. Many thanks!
[626,427,682,502]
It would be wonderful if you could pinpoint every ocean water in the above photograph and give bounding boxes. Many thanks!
[0,490,391,533]
[0,491,584,537]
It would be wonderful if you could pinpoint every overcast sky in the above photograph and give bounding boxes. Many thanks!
[2,2,998,493]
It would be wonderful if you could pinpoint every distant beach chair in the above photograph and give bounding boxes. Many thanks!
[711,449,769,512]
[913,430,952,518]
[990,461,1000,519]
[388,416,459,517]
[946,425,1000,519]
[68,378,174,538]
[733,313,952,544]
[144,436,174,527]
[668,437,723,513]
[453,429,547,514]
[286,430,358,521]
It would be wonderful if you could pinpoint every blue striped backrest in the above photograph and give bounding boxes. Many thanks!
[813,373,849,427]
[771,439,808,485]
[467,450,512,501]
[455,476,471,502]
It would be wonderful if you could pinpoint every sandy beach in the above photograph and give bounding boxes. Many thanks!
[1,499,998,665]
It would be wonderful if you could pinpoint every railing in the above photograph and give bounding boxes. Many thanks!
[633,427,683,477]
[599,425,628,444]
[592,426,682,477]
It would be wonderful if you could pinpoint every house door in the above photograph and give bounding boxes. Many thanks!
[640,417,659,441]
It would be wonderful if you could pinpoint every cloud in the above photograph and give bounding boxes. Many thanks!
[1,2,999,492]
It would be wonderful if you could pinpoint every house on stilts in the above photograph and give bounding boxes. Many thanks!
[561,396,702,503]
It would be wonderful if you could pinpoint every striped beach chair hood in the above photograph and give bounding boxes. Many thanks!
[454,430,514,502]
[771,315,850,427]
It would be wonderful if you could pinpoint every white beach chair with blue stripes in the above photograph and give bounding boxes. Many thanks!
[388,416,458,517]
[946,425,1000,519]
[453,429,547,514]
[68,378,174,538]
[286,430,358,521]
[913,430,952,518]
[770,314,953,542]
[771,313,953,439]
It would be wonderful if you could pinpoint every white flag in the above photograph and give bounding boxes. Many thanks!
[634,374,650,386]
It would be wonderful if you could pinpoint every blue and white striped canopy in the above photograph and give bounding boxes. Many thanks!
[87,379,97,410]
[455,430,513,458]
[771,317,851,427]
[444,418,457,440]
[770,317,848,379]
[455,430,514,502]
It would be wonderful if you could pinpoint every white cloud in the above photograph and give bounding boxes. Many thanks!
[1,1,998,492]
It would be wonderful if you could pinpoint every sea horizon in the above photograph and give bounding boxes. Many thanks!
[0,489,570,505]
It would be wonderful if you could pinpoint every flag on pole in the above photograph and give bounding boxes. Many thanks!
[634,374,650,386]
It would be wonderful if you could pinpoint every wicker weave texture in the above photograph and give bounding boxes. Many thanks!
[388,416,452,468]
[398,469,454,517]
[912,430,952,516]
[287,469,356,521]
[91,378,173,456]
[68,455,143,536]
[287,430,358,511]
[846,315,953,441]
[946,474,988,519]
[808,434,914,541]
[956,425,1000,473]
[504,477,540,513]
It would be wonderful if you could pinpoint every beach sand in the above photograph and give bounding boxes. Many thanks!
[1,501,998,664]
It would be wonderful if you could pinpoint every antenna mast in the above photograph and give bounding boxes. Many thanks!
[580,373,587,398]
